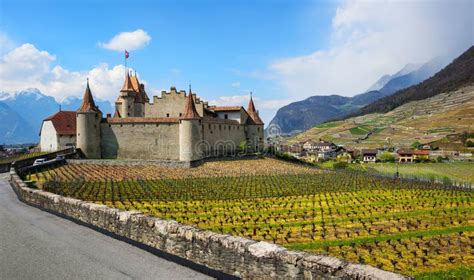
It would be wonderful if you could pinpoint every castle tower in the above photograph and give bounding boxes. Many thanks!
[77,79,102,159]
[245,92,264,152]
[131,71,147,117]
[179,86,203,162]
[119,72,136,117]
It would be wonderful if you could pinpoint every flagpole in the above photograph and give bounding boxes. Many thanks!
[124,50,127,76]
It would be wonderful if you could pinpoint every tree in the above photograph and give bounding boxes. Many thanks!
[411,141,422,149]
[378,151,396,162]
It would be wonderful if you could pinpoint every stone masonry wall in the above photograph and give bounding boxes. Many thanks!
[9,169,409,280]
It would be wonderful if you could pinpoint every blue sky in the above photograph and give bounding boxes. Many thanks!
[0,0,472,124]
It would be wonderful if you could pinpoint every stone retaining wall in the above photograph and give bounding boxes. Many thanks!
[9,168,409,280]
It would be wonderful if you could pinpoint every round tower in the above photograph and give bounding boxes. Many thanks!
[77,79,102,159]
[179,86,203,162]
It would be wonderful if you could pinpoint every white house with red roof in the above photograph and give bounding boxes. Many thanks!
[39,111,77,152]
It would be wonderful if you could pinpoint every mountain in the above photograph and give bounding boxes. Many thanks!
[267,91,388,135]
[0,101,37,144]
[267,59,447,136]
[348,46,474,118]
[0,89,113,144]
[290,84,474,150]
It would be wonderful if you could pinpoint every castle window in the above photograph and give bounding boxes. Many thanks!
[208,124,211,129]
[156,124,159,127]
[219,125,221,130]
[132,124,135,127]
[258,127,260,132]
[120,124,123,127]
[179,113,182,117]
[224,114,228,119]
[167,113,170,117]
[229,126,231,130]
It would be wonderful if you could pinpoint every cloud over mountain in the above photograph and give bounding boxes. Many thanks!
[269,0,473,99]
[0,41,141,103]
[99,29,151,51]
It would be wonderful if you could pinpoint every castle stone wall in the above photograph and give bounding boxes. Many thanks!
[100,122,180,160]
[202,121,246,157]
[145,90,204,118]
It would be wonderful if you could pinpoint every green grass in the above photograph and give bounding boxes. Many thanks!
[370,162,474,184]
[415,266,474,279]
[314,121,342,129]
[349,125,371,135]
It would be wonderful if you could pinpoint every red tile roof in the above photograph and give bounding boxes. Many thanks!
[120,72,135,92]
[43,111,76,135]
[78,80,100,113]
[181,89,201,120]
[246,95,264,125]
[208,106,242,112]
[414,150,430,155]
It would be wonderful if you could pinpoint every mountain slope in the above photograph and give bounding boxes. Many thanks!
[267,59,446,136]
[0,89,114,144]
[348,46,474,118]
[291,85,474,149]
[267,91,387,135]
[0,101,37,144]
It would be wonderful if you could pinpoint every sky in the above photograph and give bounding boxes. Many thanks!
[0,0,473,124]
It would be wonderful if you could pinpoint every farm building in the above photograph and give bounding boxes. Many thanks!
[39,111,76,152]
[413,150,430,161]
[362,149,377,163]
[397,149,414,163]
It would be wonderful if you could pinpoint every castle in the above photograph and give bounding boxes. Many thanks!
[42,71,264,163]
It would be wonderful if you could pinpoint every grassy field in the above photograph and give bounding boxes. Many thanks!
[368,162,474,185]
[23,158,474,278]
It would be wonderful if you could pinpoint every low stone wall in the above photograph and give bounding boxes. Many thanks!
[9,169,409,280]
[67,158,202,168]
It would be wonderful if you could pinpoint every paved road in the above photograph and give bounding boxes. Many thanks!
[0,173,213,280]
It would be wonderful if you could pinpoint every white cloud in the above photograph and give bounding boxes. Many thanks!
[231,82,240,88]
[0,32,15,56]
[270,0,474,98]
[99,29,151,51]
[0,43,132,102]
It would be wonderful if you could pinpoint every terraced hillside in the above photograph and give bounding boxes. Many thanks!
[291,85,474,149]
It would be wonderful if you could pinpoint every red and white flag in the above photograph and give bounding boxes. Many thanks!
[125,50,129,59]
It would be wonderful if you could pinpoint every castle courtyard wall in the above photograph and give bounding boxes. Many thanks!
[202,121,246,157]
[100,121,180,160]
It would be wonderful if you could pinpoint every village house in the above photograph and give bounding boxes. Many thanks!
[397,149,414,163]
[361,149,377,163]
[413,150,430,161]
[39,111,77,152]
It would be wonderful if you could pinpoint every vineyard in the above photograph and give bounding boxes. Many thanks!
[0,152,48,164]
[23,158,474,278]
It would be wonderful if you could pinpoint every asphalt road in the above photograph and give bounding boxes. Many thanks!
[0,173,213,280]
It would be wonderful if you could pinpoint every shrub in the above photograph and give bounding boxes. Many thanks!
[378,152,396,162]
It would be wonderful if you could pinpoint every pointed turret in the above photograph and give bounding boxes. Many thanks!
[120,72,135,92]
[246,92,263,125]
[78,79,100,113]
[181,85,200,119]
[76,79,102,159]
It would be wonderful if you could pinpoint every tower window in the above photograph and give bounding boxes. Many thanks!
[179,113,182,117]
[224,114,228,119]
[166,113,170,117]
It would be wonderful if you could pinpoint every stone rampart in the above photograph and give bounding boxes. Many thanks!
[9,168,410,280]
